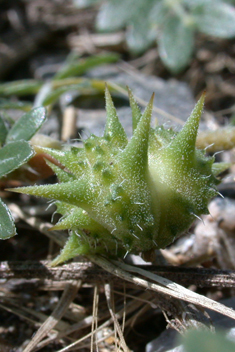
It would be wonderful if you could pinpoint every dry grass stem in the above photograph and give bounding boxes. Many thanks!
[23,280,81,352]
[88,255,235,321]
[104,283,130,352]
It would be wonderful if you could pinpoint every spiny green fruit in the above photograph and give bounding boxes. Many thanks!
[10,87,228,265]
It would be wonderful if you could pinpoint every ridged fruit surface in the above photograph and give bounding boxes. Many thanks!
[11,88,227,264]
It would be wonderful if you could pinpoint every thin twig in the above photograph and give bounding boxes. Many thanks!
[1,260,235,288]
[91,284,99,352]
[88,255,235,321]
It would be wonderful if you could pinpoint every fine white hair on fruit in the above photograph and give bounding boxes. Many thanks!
[10,88,228,265]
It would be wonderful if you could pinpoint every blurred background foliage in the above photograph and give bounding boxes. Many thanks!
[73,0,235,72]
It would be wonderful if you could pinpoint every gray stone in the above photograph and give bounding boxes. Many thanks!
[79,65,195,137]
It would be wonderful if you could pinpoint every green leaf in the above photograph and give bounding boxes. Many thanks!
[0,140,34,178]
[42,83,89,106]
[0,99,32,111]
[96,0,157,52]
[6,107,46,143]
[182,330,235,352]
[224,0,235,4]
[96,1,132,31]
[149,1,169,28]
[182,0,219,7]
[0,198,16,239]
[157,15,195,73]
[0,79,43,97]
[54,53,119,80]
[72,0,100,8]
[193,2,235,38]
[96,0,153,32]
[126,21,156,54]
[0,116,8,146]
